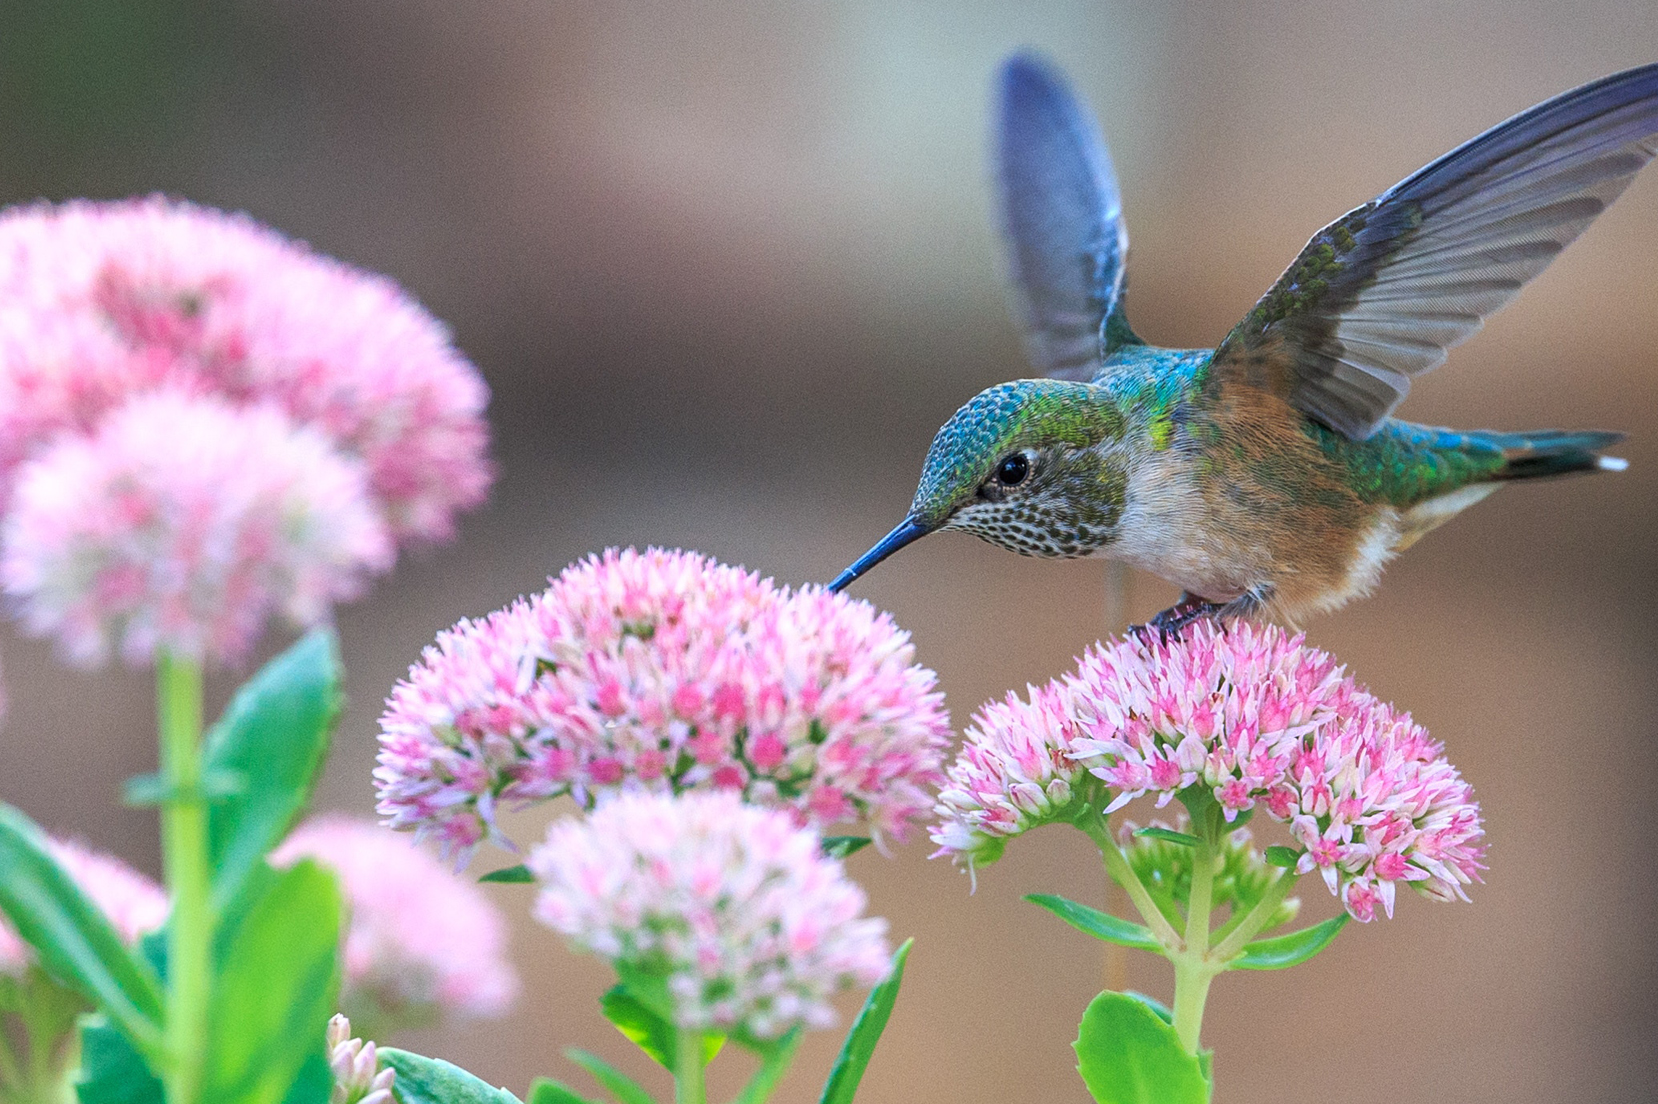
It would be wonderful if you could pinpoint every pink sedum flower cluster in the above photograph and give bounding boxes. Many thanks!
[930,681,1078,863]
[932,622,1485,922]
[272,816,518,1026]
[529,791,891,1038]
[375,547,950,860]
[0,197,490,666]
[2,392,392,667]
[0,837,167,974]
[0,198,489,539]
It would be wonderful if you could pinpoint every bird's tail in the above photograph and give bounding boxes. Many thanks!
[1479,429,1628,480]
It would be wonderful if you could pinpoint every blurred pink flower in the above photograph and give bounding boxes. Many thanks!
[0,197,490,541]
[272,816,518,1027]
[932,623,1485,922]
[0,837,167,975]
[1,390,393,667]
[375,547,950,860]
[529,791,890,1038]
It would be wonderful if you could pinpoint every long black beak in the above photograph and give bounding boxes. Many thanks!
[827,517,932,592]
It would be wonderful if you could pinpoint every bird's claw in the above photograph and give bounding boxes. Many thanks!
[1129,586,1272,645]
[1130,594,1226,645]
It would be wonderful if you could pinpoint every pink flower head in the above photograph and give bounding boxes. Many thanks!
[932,622,1485,921]
[1,390,393,667]
[375,547,950,861]
[928,681,1085,870]
[0,837,167,975]
[0,197,490,541]
[529,790,891,1038]
[271,816,518,1025]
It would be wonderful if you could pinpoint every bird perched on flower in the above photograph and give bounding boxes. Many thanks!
[831,55,1654,630]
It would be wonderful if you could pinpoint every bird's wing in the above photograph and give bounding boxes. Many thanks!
[1209,62,1658,440]
[995,53,1136,383]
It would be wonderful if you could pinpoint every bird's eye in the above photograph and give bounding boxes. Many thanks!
[995,452,1031,487]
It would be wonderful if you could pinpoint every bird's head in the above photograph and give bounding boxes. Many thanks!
[828,378,1128,592]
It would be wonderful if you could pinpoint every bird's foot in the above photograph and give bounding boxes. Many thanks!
[1133,594,1225,644]
[1130,586,1272,645]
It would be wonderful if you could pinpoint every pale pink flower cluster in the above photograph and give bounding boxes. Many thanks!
[0,198,489,538]
[0,837,167,974]
[529,791,890,1038]
[2,392,392,667]
[0,197,490,666]
[932,623,1485,921]
[272,816,518,1024]
[375,547,950,860]
[930,681,1079,862]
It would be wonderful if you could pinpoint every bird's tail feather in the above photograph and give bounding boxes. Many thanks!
[1481,429,1627,480]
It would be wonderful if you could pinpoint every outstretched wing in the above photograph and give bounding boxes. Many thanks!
[995,53,1135,383]
[1211,63,1658,440]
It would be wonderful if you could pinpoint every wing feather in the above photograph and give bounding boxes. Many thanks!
[995,53,1134,382]
[1211,63,1658,439]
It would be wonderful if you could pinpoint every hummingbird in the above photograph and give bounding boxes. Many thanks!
[828,54,1653,631]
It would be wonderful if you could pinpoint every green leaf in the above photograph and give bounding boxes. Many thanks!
[611,962,675,1023]
[528,1079,600,1104]
[564,1049,656,1104]
[206,630,343,914]
[380,1048,522,1104]
[600,985,723,1069]
[279,1051,333,1104]
[1133,827,1201,847]
[1232,914,1349,970]
[1262,846,1301,869]
[1122,991,1172,1025]
[122,769,246,808]
[818,938,911,1104]
[733,1026,801,1104]
[479,864,534,884]
[0,805,165,1060]
[75,1016,164,1104]
[1024,894,1162,952]
[820,836,872,860]
[201,859,341,1104]
[1074,991,1210,1104]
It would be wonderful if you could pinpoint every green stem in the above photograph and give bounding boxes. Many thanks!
[1208,870,1296,963]
[158,653,208,1104]
[732,1028,801,1104]
[0,1018,22,1091]
[674,1028,706,1104]
[1075,811,1183,950]
[1169,815,1219,1056]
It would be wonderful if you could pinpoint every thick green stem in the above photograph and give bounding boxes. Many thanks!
[1169,815,1219,1056]
[1170,958,1215,1058]
[158,653,208,1104]
[1075,812,1183,950]
[674,1028,706,1104]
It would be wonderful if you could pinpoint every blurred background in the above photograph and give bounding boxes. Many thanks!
[2,1,1655,1101]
